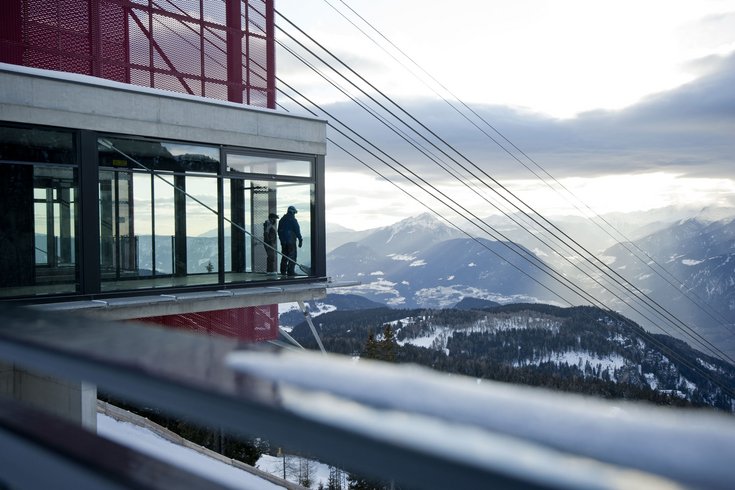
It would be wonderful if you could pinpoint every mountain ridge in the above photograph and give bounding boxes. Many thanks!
[289,302,735,412]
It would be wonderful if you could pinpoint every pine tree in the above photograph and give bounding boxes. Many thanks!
[364,330,379,360]
[381,324,397,362]
[328,466,342,490]
[347,473,383,490]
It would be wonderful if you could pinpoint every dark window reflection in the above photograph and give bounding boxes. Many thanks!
[98,137,220,174]
[0,164,78,296]
[0,125,75,164]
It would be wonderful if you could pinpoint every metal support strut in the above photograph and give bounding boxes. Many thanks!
[298,300,326,354]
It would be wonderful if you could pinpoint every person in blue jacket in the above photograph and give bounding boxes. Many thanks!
[278,205,302,276]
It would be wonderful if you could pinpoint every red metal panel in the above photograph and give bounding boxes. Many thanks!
[1,0,275,108]
[135,305,279,342]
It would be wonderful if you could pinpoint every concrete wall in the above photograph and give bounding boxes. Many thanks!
[0,63,327,156]
[0,361,97,430]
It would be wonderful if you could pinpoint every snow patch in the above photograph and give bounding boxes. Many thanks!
[388,253,417,261]
[414,285,539,309]
[682,259,704,266]
[97,414,283,489]
[644,373,658,390]
[339,279,402,303]
[516,352,628,379]
[697,358,719,371]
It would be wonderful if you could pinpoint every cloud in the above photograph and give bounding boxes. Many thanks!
[318,51,735,183]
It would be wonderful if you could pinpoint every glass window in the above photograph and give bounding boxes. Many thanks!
[99,137,219,174]
[97,136,318,292]
[0,163,78,297]
[99,136,222,291]
[226,153,312,178]
[99,170,221,291]
[0,126,75,164]
[0,124,78,297]
[224,177,313,283]
[184,175,219,278]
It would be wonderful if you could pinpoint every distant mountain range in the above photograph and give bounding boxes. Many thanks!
[596,218,735,361]
[326,211,735,360]
[327,213,559,308]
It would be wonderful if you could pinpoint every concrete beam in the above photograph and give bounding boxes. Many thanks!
[29,284,328,321]
[0,64,327,155]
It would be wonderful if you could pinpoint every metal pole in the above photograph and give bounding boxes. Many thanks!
[297,300,325,354]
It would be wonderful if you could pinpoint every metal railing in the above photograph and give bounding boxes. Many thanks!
[1,306,734,489]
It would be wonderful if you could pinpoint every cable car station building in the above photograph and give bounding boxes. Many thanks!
[1,0,327,427]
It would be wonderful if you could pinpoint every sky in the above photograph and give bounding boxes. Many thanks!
[275,0,735,230]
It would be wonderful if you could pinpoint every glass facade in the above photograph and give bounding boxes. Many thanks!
[0,125,78,297]
[0,123,322,299]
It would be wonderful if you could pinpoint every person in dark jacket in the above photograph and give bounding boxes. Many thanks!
[277,205,302,276]
[263,213,278,273]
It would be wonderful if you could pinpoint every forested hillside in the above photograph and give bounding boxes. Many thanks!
[290,303,735,412]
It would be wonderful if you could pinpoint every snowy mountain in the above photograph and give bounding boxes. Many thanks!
[329,237,554,308]
[355,212,465,256]
[597,217,735,360]
[327,214,557,308]
[327,212,735,360]
[325,223,374,252]
[290,304,735,412]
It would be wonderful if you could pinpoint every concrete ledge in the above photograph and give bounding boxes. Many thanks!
[97,400,308,490]
[29,283,328,320]
[0,63,326,155]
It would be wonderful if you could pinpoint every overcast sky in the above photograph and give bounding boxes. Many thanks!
[276,0,735,230]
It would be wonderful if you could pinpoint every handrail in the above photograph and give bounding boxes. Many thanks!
[1,306,734,489]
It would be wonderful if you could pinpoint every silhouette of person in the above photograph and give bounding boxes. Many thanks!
[263,213,278,273]
[277,205,302,276]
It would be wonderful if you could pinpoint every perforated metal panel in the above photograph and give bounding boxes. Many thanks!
[0,0,275,108]
[137,305,279,342]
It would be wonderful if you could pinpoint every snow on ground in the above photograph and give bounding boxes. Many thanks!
[397,325,452,350]
[515,351,628,379]
[256,454,332,488]
[278,303,300,316]
[698,358,721,372]
[312,303,337,316]
[387,253,417,261]
[97,414,284,489]
[682,259,704,266]
[278,301,336,322]
[414,285,541,308]
[340,279,405,306]
[397,316,562,353]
